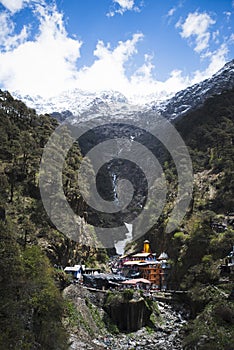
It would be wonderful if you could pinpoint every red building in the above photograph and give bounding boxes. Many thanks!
[121,240,170,290]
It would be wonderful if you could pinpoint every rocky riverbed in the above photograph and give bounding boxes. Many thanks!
[68,298,189,350]
[93,302,187,350]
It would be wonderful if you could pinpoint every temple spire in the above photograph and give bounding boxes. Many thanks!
[143,240,150,253]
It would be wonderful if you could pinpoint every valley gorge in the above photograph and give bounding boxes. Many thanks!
[0,59,234,349]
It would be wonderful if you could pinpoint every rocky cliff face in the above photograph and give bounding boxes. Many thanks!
[104,291,151,332]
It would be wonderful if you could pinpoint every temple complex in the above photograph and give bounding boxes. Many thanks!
[112,240,170,290]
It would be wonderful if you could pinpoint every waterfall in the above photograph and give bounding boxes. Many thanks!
[112,173,119,203]
[114,222,133,255]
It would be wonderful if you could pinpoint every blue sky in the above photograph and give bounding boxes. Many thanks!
[0,0,233,102]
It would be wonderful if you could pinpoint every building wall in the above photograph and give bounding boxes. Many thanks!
[140,265,168,289]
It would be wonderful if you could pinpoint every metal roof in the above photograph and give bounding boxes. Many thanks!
[121,278,151,285]
[123,260,143,265]
[158,252,169,260]
[64,265,81,272]
[132,253,151,258]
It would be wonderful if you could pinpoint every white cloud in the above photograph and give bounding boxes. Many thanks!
[230,33,234,42]
[212,30,220,43]
[224,11,232,22]
[114,0,134,11]
[0,3,82,96]
[0,12,29,50]
[0,0,33,13]
[0,3,231,104]
[130,64,190,103]
[177,11,215,53]
[74,33,144,93]
[167,7,176,17]
[0,4,191,104]
[107,0,141,17]
[75,42,191,103]
[174,10,230,86]
[191,43,228,83]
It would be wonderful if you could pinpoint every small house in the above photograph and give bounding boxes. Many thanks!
[220,245,234,275]
[64,264,82,279]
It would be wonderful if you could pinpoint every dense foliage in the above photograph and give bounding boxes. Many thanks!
[169,89,234,288]
[138,89,234,349]
[0,87,233,349]
[175,89,234,350]
[0,90,106,348]
[176,88,234,212]
[0,219,69,349]
[0,91,71,348]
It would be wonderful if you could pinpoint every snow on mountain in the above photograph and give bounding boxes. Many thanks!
[154,59,234,119]
[12,89,131,115]
[12,59,234,121]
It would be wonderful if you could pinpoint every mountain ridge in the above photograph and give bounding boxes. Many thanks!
[12,59,234,122]
[157,59,234,119]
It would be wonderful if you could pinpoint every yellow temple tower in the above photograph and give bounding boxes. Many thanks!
[143,240,150,253]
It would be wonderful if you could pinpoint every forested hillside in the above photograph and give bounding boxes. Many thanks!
[174,88,234,349]
[176,88,234,212]
[0,90,107,349]
[134,88,234,349]
[0,88,233,349]
[0,91,69,348]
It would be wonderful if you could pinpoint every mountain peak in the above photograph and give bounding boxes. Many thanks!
[154,59,234,119]
[12,59,234,121]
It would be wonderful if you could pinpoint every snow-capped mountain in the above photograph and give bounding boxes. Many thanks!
[13,59,234,121]
[13,89,130,116]
[156,59,234,119]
